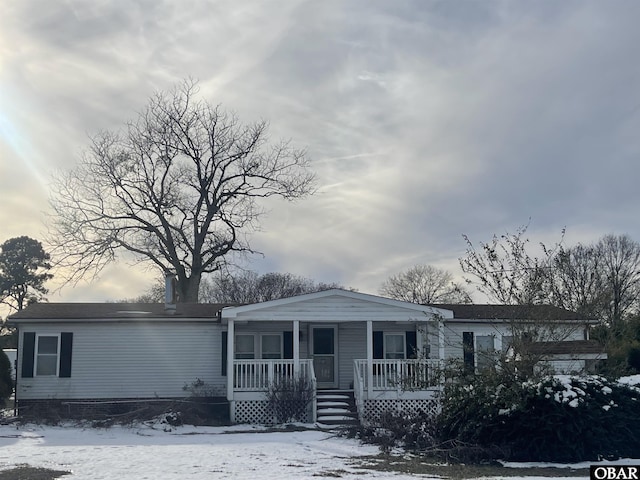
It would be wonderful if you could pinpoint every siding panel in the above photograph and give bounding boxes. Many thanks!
[17,322,225,400]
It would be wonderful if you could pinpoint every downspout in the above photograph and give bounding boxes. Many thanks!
[226,319,235,422]
[366,320,373,397]
[12,325,18,416]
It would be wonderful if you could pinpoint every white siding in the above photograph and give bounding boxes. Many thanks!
[337,323,367,390]
[228,295,435,390]
[17,321,225,400]
[234,320,423,390]
[441,321,587,362]
[230,295,434,322]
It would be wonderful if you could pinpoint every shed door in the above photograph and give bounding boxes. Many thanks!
[312,326,337,388]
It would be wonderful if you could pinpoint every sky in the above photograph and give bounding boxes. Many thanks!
[1,0,640,306]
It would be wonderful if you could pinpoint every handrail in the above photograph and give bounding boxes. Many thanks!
[353,360,365,421]
[353,359,441,391]
[233,359,314,391]
[308,360,317,423]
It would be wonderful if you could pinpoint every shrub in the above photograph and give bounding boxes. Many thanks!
[357,409,438,452]
[0,349,13,404]
[439,371,640,462]
[627,346,640,372]
[265,375,314,424]
[182,378,222,398]
[180,379,229,425]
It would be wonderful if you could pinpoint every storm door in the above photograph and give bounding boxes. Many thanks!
[311,326,338,388]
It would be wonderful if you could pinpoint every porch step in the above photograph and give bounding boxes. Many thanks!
[315,390,359,427]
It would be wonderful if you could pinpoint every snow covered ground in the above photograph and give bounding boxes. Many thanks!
[0,423,399,479]
[0,421,629,479]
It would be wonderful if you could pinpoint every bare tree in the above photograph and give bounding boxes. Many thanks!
[459,224,561,305]
[379,264,471,304]
[546,243,609,320]
[597,234,640,329]
[545,235,640,329]
[200,270,346,304]
[48,80,315,302]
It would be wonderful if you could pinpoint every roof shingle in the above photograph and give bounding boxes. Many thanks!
[9,303,231,320]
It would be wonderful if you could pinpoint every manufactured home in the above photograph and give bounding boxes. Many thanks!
[9,289,605,424]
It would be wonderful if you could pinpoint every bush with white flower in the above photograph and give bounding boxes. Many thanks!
[439,369,640,462]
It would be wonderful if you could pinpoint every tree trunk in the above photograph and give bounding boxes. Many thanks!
[178,274,201,303]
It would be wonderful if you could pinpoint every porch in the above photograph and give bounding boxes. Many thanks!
[222,289,452,424]
[229,357,443,423]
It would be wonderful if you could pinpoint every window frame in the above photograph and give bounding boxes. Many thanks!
[383,333,406,360]
[234,334,256,360]
[260,334,283,360]
[475,334,496,371]
[234,333,285,360]
[35,334,60,377]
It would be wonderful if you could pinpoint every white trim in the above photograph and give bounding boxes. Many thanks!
[438,320,445,361]
[260,333,283,359]
[35,334,60,377]
[311,325,338,388]
[233,332,285,360]
[293,320,300,376]
[366,320,373,397]
[383,333,406,359]
[11,317,218,324]
[475,334,496,371]
[227,320,234,401]
[222,289,454,319]
[443,317,597,325]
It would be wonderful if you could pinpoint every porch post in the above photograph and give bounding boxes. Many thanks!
[416,324,425,358]
[227,319,234,402]
[438,318,445,362]
[366,320,373,396]
[293,320,300,376]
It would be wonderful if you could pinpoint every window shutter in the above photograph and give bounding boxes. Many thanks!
[463,331,474,373]
[373,331,384,359]
[406,331,417,359]
[22,332,35,378]
[283,331,293,359]
[221,331,227,376]
[59,332,73,378]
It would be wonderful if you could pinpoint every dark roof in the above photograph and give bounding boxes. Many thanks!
[9,303,232,320]
[428,304,587,321]
[526,340,606,355]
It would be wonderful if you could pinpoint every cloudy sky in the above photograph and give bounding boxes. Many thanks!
[1,0,640,305]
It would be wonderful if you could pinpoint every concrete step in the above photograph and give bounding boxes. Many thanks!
[315,390,359,427]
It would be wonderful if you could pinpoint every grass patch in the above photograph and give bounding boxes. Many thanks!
[351,454,589,479]
[0,465,70,480]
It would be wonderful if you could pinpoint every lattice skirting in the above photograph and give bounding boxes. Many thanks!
[361,398,441,425]
[232,400,311,424]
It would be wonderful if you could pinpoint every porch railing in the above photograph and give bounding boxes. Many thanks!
[233,359,314,391]
[354,359,442,391]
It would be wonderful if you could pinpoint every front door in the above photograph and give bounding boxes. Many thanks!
[312,326,337,388]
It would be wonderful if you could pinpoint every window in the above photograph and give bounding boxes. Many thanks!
[502,335,514,354]
[261,334,282,359]
[235,334,255,359]
[235,333,285,359]
[384,334,405,359]
[21,332,72,379]
[476,335,495,371]
[36,335,59,376]
[463,332,474,372]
